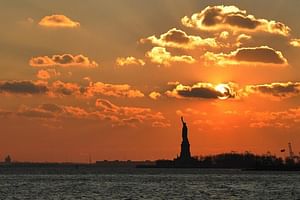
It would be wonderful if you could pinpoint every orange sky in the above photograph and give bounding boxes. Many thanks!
[0,0,300,162]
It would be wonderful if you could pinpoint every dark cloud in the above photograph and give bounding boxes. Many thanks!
[0,81,48,95]
[163,29,190,44]
[29,54,98,68]
[166,83,235,100]
[199,6,260,29]
[225,15,260,29]
[246,82,300,99]
[203,46,288,65]
[235,47,286,64]
[177,87,221,99]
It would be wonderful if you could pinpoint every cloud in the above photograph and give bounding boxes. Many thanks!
[203,46,288,66]
[39,14,80,28]
[181,5,290,36]
[39,103,63,113]
[0,80,144,99]
[116,57,145,66]
[29,54,98,68]
[16,103,92,120]
[50,81,83,97]
[15,101,168,128]
[0,109,13,117]
[176,108,204,117]
[85,82,144,98]
[141,28,217,49]
[151,121,171,128]
[36,69,60,80]
[166,82,235,100]
[0,81,48,95]
[149,91,161,100]
[289,38,300,47]
[62,106,91,119]
[245,82,300,100]
[216,31,252,48]
[247,108,300,129]
[17,105,57,119]
[146,47,196,66]
[95,99,169,127]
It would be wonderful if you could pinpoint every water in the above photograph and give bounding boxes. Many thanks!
[0,169,299,200]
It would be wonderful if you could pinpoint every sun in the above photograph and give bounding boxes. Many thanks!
[215,84,231,100]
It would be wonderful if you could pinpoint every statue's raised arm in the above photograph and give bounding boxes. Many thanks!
[181,116,185,124]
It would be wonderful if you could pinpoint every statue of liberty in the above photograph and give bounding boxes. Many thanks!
[179,117,191,160]
[181,117,188,142]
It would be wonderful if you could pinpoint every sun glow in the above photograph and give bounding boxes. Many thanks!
[215,84,231,100]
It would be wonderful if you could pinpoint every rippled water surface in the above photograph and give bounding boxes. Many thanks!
[0,169,299,200]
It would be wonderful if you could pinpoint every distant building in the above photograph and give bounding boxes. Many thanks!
[4,155,12,164]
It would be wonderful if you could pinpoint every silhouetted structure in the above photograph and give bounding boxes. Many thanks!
[136,117,300,170]
[172,117,197,167]
[4,155,11,164]
[145,117,197,168]
[179,117,191,160]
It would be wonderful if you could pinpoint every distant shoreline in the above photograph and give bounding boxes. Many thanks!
[0,162,299,173]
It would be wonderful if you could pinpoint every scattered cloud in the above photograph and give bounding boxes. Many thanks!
[116,57,145,66]
[141,28,217,49]
[149,91,161,100]
[181,5,290,36]
[83,77,92,82]
[17,105,57,119]
[203,46,288,66]
[166,82,236,100]
[152,121,171,128]
[0,109,13,117]
[16,104,93,120]
[39,14,80,28]
[176,108,205,117]
[167,81,180,86]
[289,38,300,47]
[85,82,144,98]
[216,31,252,48]
[248,108,300,129]
[95,98,169,127]
[49,80,83,97]
[27,17,34,24]
[39,103,64,113]
[36,69,60,80]
[30,54,98,68]
[3,100,171,128]
[146,47,196,66]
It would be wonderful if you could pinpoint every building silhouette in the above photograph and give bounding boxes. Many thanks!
[4,155,12,164]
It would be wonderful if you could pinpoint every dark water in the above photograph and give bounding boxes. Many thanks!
[0,169,299,200]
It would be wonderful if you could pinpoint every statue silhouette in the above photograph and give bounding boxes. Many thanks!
[179,117,191,160]
[181,117,188,142]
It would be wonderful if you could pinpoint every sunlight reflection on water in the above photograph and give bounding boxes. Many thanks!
[0,169,299,200]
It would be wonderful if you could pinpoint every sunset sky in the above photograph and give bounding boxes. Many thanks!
[1,0,300,162]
